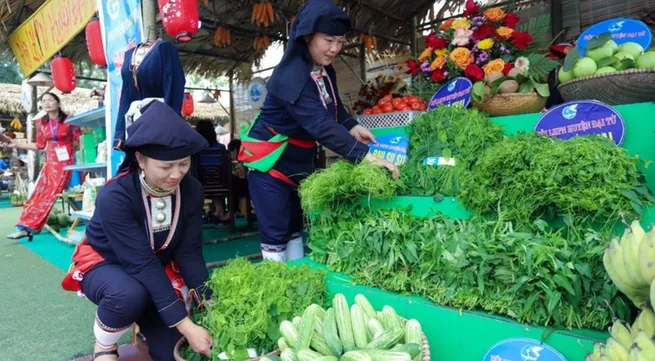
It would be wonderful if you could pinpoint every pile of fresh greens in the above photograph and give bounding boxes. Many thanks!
[187,259,326,361]
[299,161,401,213]
[459,132,653,227]
[400,106,503,196]
[308,206,632,329]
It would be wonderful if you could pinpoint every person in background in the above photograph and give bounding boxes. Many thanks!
[228,139,249,217]
[1,92,80,241]
[238,0,399,262]
[194,120,229,222]
[215,124,230,148]
[61,102,213,361]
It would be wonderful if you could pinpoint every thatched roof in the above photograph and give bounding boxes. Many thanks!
[0,0,460,81]
[0,83,228,121]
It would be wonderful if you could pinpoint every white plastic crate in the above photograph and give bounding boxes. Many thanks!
[356,111,425,129]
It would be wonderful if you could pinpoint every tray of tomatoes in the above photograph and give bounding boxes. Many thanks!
[360,94,427,115]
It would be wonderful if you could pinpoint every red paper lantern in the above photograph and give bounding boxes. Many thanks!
[85,17,107,67]
[182,92,194,116]
[158,0,199,42]
[50,56,77,94]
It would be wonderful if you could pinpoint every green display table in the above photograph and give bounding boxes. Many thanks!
[295,258,606,361]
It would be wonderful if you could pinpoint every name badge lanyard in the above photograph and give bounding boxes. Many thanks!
[49,119,59,143]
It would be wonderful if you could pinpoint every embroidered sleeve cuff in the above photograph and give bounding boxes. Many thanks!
[345,141,370,163]
[341,117,359,131]
[158,299,189,327]
[112,139,124,151]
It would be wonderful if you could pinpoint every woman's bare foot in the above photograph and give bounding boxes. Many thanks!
[92,342,118,361]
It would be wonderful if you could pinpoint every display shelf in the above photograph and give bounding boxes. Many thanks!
[71,210,94,221]
[65,107,105,128]
[64,162,107,172]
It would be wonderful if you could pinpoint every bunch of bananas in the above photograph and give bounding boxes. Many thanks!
[603,220,655,308]
[251,2,274,27]
[360,33,378,52]
[10,118,22,130]
[587,308,655,361]
[213,26,232,47]
[253,35,270,52]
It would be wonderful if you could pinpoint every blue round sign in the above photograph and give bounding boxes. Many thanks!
[428,77,473,110]
[367,134,409,166]
[483,338,567,361]
[535,100,625,145]
[577,18,652,56]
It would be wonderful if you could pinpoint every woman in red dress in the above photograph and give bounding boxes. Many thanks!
[2,92,80,241]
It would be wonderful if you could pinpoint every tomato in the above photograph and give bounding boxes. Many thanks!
[391,98,404,110]
[382,103,394,113]
[372,105,381,113]
[371,108,382,114]
[410,101,423,111]
[399,105,412,111]
[408,95,421,104]
[362,109,373,115]
[378,95,392,106]
[419,102,428,111]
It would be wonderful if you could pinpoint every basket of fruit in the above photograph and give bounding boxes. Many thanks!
[557,40,655,105]
[357,95,427,130]
[471,66,549,116]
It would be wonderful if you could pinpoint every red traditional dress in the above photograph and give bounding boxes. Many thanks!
[17,116,80,231]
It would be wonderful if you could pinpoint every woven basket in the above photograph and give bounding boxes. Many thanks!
[173,338,280,361]
[557,68,655,105]
[174,325,431,361]
[471,92,547,116]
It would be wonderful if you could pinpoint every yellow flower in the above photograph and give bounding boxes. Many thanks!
[484,7,506,22]
[451,18,471,30]
[430,56,446,70]
[483,59,506,76]
[434,48,448,57]
[418,47,433,62]
[449,47,474,69]
[497,26,514,38]
[478,38,494,50]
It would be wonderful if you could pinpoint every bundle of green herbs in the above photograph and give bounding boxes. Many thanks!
[186,258,326,361]
[459,132,653,228]
[299,160,400,213]
[308,206,632,329]
[400,106,503,196]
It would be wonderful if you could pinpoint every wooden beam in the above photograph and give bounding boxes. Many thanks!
[177,49,249,64]
[200,17,287,42]
[356,0,408,23]
[551,0,563,38]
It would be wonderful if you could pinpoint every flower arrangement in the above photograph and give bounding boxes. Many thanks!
[406,0,558,102]
[352,74,408,115]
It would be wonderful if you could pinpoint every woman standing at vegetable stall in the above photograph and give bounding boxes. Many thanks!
[61,102,213,361]
[1,92,80,241]
[239,0,400,262]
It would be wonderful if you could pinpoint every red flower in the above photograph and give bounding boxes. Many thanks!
[464,64,484,81]
[472,24,496,40]
[426,33,447,50]
[503,13,520,28]
[463,0,480,16]
[405,60,420,75]
[503,62,515,75]
[510,31,533,50]
[430,70,445,83]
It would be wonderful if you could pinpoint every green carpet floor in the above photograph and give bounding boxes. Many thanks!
[0,204,261,361]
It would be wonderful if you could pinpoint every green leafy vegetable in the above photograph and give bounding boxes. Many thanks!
[459,132,651,228]
[192,259,327,360]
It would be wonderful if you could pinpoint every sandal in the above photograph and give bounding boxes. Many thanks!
[7,230,33,242]
[92,349,118,360]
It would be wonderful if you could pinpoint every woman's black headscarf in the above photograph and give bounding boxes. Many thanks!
[266,0,351,105]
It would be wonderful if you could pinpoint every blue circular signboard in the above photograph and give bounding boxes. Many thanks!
[428,77,473,110]
[577,18,653,56]
[367,134,409,166]
[483,338,567,361]
[535,100,625,145]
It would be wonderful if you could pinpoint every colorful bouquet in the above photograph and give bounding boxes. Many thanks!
[406,0,558,102]
[352,74,408,115]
